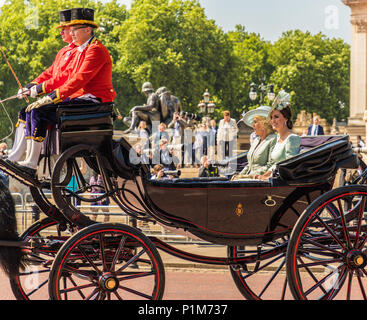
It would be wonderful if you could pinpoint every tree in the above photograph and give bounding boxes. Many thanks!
[0,0,127,137]
[113,0,234,123]
[268,30,350,123]
[226,25,274,119]
[0,0,350,140]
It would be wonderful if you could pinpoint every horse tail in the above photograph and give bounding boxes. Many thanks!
[0,181,26,277]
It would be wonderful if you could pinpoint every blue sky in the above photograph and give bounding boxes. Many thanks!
[115,0,351,43]
[0,0,351,43]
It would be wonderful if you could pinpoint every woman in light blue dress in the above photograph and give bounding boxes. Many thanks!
[255,90,300,180]
[232,106,277,179]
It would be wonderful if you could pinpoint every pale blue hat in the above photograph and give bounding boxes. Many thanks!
[242,106,271,127]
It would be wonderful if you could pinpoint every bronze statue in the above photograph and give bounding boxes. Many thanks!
[156,87,183,125]
[123,82,185,133]
[123,82,161,133]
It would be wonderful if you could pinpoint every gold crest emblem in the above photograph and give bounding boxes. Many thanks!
[235,203,244,217]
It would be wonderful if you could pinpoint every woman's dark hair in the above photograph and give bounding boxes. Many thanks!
[279,106,293,129]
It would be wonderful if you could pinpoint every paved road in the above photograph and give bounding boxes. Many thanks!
[0,268,245,300]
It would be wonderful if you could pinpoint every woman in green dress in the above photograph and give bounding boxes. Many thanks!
[232,106,277,180]
[255,90,300,180]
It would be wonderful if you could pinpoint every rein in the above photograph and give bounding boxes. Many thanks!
[0,43,29,103]
[0,98,15,141]
[0,43,29,141]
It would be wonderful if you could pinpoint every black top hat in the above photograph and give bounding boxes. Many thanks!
[56,9,71,28]
[67,8,98,28]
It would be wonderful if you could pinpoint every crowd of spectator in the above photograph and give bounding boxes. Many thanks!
[130,110,239,179]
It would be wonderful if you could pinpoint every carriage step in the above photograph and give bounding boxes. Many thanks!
[0,159,41,188]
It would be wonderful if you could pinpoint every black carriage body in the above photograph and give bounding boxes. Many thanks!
[143,178,331,245]
[141,135,358,246]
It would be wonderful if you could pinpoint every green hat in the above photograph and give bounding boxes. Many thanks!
[270,89,291,113]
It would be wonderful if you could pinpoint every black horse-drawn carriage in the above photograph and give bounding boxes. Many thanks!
[0,102,366,300]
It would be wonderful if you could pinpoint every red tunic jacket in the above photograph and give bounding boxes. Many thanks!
[49,38,116,103]
[32,42,77,90]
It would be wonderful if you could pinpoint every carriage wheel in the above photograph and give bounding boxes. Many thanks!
[48,223,165,300]
[9,217,69,300]
[228,238,292,300]
[51,144,107,226]
[228,186,338,300]
[287,185,367,300]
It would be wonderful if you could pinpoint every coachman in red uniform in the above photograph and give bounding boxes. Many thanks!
[17,8,116,175]
[8,9,78,162]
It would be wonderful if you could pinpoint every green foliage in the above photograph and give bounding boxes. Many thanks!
[0,0,127,134]
[0,0,350,139]
[226,25,274,119]
[268,30,350,123]
[113,0,233,120]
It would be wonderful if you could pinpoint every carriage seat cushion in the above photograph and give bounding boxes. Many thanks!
[276,135,359,185]
[57,103,114,132]
[56,103,115,153]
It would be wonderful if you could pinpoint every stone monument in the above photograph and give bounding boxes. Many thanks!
[342,0,367,142]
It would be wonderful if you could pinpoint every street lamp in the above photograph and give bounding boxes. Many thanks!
[198,89,216,116]
[249,82,275,104]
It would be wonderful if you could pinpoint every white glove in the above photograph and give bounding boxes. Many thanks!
[25,96,53,112]
[17,88,30,99]
[30,85,38,98]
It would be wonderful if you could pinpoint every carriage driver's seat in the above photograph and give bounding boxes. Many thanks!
[55,102,136,180]
[57,103,115,153]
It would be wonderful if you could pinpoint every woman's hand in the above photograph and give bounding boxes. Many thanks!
[255,171,271,180]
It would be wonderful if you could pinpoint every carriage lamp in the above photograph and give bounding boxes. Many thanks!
[249,82,275,104]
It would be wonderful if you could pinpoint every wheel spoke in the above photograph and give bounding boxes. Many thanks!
[300,237,344,257]
[85,287,100,300]
[110,236,127,272]
[356,270,367,300]
[346,270,353,300]
[115,248,147,274]
[337,199,351,249]
[25,278,49,298]
[117,271,155,281]
[67,275,87,299]
[113,291,124,300]
[258,256,286,299]
[297,256,328,295]
[99,234,107,272]
[242,253,285,280]
[59,280,97,294]
[77,244,101,274]
[118,284,153,300]
[315,214,346,250]
[354,196,366,248]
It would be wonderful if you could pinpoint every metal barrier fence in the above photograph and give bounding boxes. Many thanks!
[13,192,209,245]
